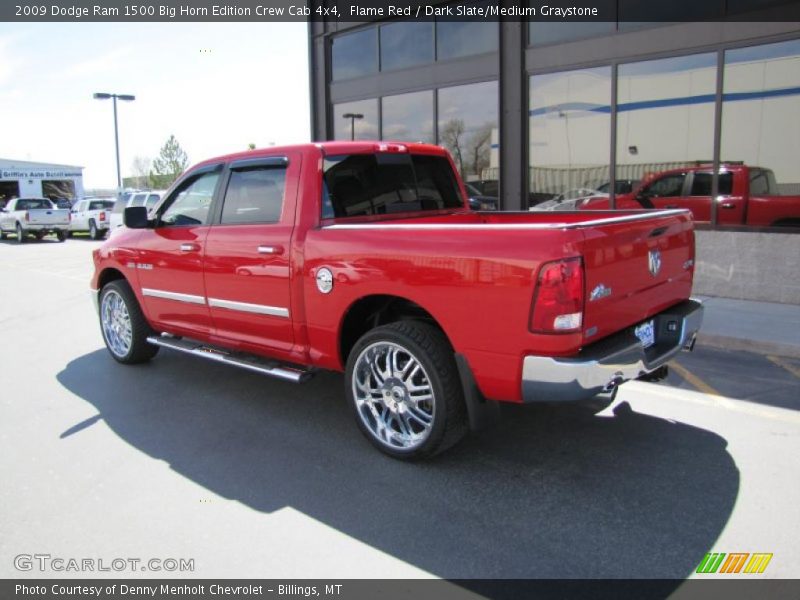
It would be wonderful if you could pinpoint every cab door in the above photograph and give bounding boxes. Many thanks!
[71,201,87,230]
[203,155,299,353]
[134,165,223,337]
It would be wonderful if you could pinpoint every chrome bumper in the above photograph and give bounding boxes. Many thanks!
[521,299,704,403]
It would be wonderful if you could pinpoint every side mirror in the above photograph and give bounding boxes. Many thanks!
[123,206,151,229]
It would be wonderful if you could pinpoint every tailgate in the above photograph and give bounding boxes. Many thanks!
[28,209,70,226]
[580,210,695,344]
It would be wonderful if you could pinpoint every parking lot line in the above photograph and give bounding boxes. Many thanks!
[670,361,722,397]
[767,355,800,380]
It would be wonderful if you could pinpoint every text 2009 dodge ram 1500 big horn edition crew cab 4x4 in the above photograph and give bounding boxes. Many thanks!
[91,142,704,459]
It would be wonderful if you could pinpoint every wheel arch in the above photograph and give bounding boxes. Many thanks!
[338,294,452,368]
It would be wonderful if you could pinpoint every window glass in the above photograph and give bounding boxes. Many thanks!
[382,91,434,144]
[690,173,733,196]
[436,18,497,61]
[722,40,800,205]
[616,53,716,197]
[222,167,286,225]
[88,200,113,210]
[528,22,616,47]
[145,194,160,210]
[18,199,51,210]
[529,67,611,208]
[322,153,462,218]
[332,28,378,81]
[380,22,433,71]
[112,198,127,214]
[333,98,379,141]
[438,81,498,187]
[645,173,686,197]
[160,172,219,227]
[131,193,148,207]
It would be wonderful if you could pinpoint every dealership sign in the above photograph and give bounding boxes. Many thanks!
[1,169,82,179]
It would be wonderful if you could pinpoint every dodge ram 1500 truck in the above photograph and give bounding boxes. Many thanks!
[577,164,800,227]
[0,197,71,242]
[90,142,704,459]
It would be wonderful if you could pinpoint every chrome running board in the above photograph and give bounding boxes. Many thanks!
[146,334,313,383]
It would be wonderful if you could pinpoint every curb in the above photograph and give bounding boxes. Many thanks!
[697,333,800,359]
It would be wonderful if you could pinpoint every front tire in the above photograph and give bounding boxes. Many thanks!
[345,321,468,460]
[99,280,159,364]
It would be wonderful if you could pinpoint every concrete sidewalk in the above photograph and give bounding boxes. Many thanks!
[695,295,800,358]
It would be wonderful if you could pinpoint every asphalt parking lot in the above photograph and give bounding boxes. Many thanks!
[1,235,798,585]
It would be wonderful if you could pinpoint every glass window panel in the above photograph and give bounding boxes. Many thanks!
[380,22,433,71]
[529,67,611,208]
[436,17,497,60]
[722,40,800,210]
[528,22,616,47]
[437,81,498,186]
[616,53,716,218]
[333,99,379,141]
[221,167,286,225]
[381,91,434,144]
[332,28,378,81]
[160,172,219,227]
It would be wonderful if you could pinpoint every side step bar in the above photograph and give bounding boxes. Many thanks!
[146,334,314,383]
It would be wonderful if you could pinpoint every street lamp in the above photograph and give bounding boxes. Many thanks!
[93,92,136,191]
[342,112,363,141]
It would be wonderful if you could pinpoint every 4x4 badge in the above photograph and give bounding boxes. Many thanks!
[648,249,662,277]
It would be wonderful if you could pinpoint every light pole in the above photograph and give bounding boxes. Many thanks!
[342,112,363,141]
[93,92,136,191]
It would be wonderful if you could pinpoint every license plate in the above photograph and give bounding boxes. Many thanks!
[635,319,656,348]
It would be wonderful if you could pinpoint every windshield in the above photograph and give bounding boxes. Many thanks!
[322,153,463,219]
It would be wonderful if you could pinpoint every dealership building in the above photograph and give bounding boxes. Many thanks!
[0,158,85,203]
[308,6,800,302]
[309,6,799,208]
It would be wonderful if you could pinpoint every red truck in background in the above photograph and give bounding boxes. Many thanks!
[580,164,800,227]
[90,142,703,460]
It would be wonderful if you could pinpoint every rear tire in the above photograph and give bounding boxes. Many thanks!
[345,321,468,460]
[99,279,159,364]
[89,220,102,240]
[15,223,25,244]
[56,230,66,242]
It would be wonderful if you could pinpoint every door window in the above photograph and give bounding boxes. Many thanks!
[645,174,686,198]
[221,167,286,225]
[159,172,219,227]
[690,173,733,196]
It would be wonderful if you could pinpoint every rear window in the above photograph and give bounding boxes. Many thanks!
[750,169,779,196]
[17,199,52,210]
[89,200,114,210]
[322,153,463,219]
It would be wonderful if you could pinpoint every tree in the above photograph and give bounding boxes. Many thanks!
[130,156,152,189]
[150,135,189,188]
[440,119,466,177]
[247,143,256,150]
[467,123,493,180]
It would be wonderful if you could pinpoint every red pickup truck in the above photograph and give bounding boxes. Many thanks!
[90,142,703,459]
[580,164,800,227]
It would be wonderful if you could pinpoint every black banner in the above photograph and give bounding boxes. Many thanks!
[3,0,800,22]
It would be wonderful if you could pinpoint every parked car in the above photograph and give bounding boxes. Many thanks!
[50,197,74,209]
[109,190,165,232]
[69,197,115,240]
[578,165,800,227]
[465,183,498,211]
[91,141,703,459]
[596,179,641,195]
[0,197,70,242]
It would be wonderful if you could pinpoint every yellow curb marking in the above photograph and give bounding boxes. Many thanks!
[767,355,800,380]
[670,361,722,397]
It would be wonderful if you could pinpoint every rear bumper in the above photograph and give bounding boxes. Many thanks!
[521,298,703,403]
[22,224,69,231]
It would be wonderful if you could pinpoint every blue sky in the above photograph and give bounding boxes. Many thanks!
[0,23,310,188]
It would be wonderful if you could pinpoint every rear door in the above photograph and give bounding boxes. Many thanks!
[134,166,223,336]
[203,155,299,353]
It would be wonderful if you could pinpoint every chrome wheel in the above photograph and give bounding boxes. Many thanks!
[101,290,133,358]
[352,341,436,450]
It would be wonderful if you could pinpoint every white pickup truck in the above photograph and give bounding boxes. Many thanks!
[69,197,115,240]
[0,197,71,243]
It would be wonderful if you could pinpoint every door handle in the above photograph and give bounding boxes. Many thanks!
[180,243,200,252]
[720,203,735,209]
[258,245,283,255]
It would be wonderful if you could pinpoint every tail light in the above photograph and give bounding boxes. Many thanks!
[530,258,584,333]
[99,211,106,222]
[24,211,30,222]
